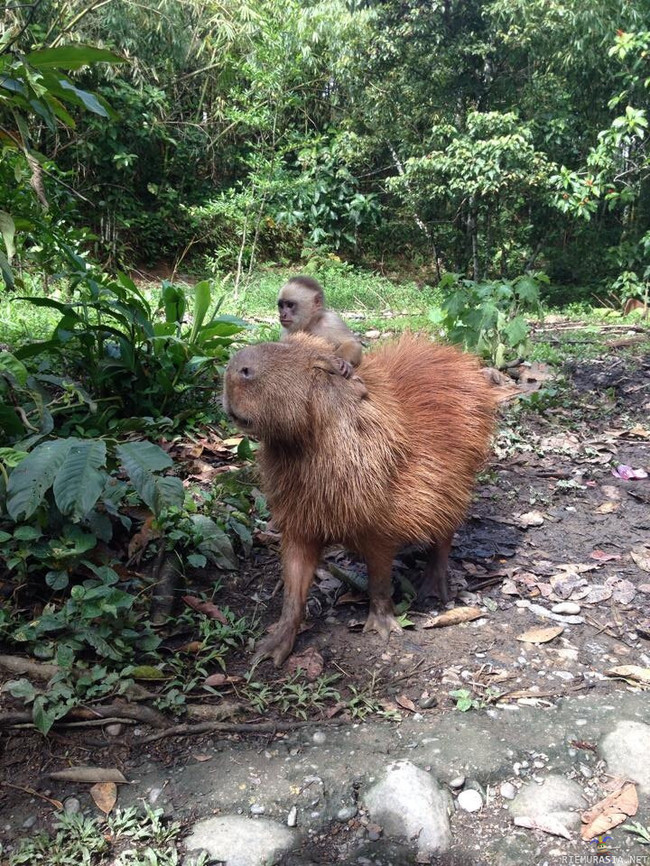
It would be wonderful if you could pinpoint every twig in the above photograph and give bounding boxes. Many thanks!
[1,782,62,810]
[137,717,351,745]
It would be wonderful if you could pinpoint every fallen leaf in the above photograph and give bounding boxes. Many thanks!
[90,782,117,815]
[601,485,621,500]
[631,546,650,573]
[611,578,636,604]
[127,515,160,561]
[286,647,324,681]
[628,424,650,439]
[193,754,212,762]
[513,814,572,840]
[421,607,484,628]
[604,666,650,686]
[590,550,620,563]
[48,768,128,784]
[581,783,638,841]
[638,585,650,595]
[501,579,519,595]
[594,501,619,514]
[611,464,648,480]
[396,694,417,712]
[222,436,244,448]
[182,596,227,623]
[517,625,564,644]
[550,573,589,599]
[204,672,243,687]
[582,585,613,604]
[517,510,545,528]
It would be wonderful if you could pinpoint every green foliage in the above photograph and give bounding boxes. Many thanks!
[430,272,547,366]
[244,670,341,720]
[6,806,193,866]
[13,261,246,420]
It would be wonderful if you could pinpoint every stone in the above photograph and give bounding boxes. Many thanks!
[287,806,298,827]
[551,602,581,615]
[600,720,650,794]
[184,816,294,866]
[509,775,586,832]
[457,789,482,813]
[500,782,516,800]
[63,797,81,815]
[312,731,327,746]
[449,776,465,789]
[336,805,358,822]
[362,760,452,856]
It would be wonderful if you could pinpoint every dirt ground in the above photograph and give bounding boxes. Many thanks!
[1,332,649,862]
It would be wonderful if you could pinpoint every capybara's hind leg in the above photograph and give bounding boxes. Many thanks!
[254,536,322,667]
[361,541,402,639]
[417,533,454,604]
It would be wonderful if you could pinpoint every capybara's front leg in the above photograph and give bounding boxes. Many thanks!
[254,536,322,667]
[361,541,402,639]
[417,532,454,604]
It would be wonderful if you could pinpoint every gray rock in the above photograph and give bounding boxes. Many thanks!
[362,760,452,856]
[21,815,37,829]
[600,720,650,794]
[551,602,581,615]
[184,815,294,866]
[312,730,327,746]
[336,805,358,822]
[509,775,586,831]
[500,782,516,800]
[105,723,123,736]
[449,776,465,789]
[457,789,482,813]
[250,803,265,815]
[287,806,297,827]
[63,797,81,815]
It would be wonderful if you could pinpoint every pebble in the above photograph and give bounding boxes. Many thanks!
[148,787,164,805]
[551,602,581,615]
[579,765,593,779]
[287,806,298,827]
[367,822,382,841]
[500,782,516,800]
[419,695,438,709]
[312,731,327,746]
[105,723,123,736]
[21,815,37,829]
[457,789,482,813]
[63,797,81,815]
[336,805,358,822]
[449,776,465,789]
[250,804,265,815]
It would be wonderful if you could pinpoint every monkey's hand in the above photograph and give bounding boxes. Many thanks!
[253,622,298,668]
[334,357,354,378]
[363,609,402,640]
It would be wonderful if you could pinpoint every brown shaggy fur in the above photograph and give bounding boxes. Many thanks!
[224,332,496,665]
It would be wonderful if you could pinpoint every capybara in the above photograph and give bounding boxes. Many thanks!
[224,332,495,666]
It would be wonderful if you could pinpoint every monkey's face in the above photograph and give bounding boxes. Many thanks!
[277,285,322,332]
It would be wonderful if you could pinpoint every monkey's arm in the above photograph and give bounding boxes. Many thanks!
[336,338,363,368]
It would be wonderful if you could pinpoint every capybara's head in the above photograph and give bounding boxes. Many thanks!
[224,334,356,444]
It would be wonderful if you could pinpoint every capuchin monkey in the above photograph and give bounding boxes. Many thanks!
[277,275,363,378]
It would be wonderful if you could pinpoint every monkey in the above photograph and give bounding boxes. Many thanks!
[223,332,496,667]
[277,275,363,379]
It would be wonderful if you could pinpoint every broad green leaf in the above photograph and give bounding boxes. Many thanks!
[58,80,109,116]
[190,280,213,343]
[0,210,15,260]
[7,438,75,520]
[191,514,237,570]
[0,249,14,290]
[504,316,528,346]
[0,352,28,386]
[52,439,107,520]
[13,525,41,541]
[25,46,124,70]
[116,441,183,516]
[7,678,37,702]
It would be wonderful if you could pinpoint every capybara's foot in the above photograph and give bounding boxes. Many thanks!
[363,609,402,640]
[253,623,297,667]
[416,578,450,606]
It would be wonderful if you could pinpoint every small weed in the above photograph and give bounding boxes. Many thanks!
[242,670,341,719]
[622,821,650,845]
[450,688,483,712]
[6,806,193,866]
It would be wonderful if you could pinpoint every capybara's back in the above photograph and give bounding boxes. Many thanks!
[224,332,496,665]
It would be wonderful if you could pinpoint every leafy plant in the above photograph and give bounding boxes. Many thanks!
[14,258,246,420]
[449,688,482,712]
[430,272,547,366]
[243,670,341,720]
[623,821,650,845]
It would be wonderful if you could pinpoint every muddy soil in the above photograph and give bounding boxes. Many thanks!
[1,338,649,864]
